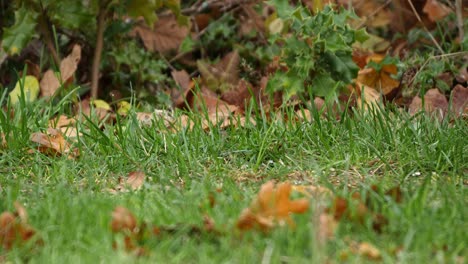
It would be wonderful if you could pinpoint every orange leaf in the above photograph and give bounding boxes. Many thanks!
[30,128,79,158]
[236,181,309,232]
[423,0,451,22]
[40,45,81,97]
[132,15,189,53]
[0,203,40,251]
[356,54,400,95]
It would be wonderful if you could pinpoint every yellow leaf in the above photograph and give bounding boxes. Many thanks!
[9,75,40,104]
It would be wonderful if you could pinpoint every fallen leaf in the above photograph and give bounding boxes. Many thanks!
[317,212,338,242]
[111,171,146,194]
[197,51,240,93]
[409,88,448,119]
[1,133,6,148]
[450,84,468,117]
[356,54,400,96]
[9,75,40,104]
[351,241,382,261]
[48,115,76,128]
[0,202,40,251]
[76,98,112,122]
[111,206,138,233]
[111,206,143,254]
[423,0,451,22]
[132,15,190,53]
[40,44,81,97]
[236,181,309,232]
[30,128,79,158]
[355,82,382,110]
[291,185,332,198]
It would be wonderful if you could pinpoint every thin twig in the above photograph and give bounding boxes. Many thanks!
[90,3,108,99]
[37,3,60,66]
[406,0,445,55]
[409,51,468,85]
[455,0,464,45]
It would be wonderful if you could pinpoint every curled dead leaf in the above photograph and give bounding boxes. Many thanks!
[109,171,146,194]
[30,128,79,158]
[423,0,451,22]
[40,45,81,97]
[0,203,40,251]
[409,88,448,119]
[132,15,189,53]
[236,181,309,232]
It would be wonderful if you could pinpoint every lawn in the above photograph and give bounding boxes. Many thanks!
[1,100,466,263]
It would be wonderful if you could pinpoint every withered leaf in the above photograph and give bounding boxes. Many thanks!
[451,84,468,117]
[356,54,400,96]
[0,203,40,251]
[197,51,240,92]
[40,45,81,97]
[110,171,146,194]
[236,181,309,232]
[423,0,451,22]
[30,128,79,158]
[133,15,189,53]
[409,88,448,119]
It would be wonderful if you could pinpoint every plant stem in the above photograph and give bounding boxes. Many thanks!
[90,5,107,99]
[38,15,60,66]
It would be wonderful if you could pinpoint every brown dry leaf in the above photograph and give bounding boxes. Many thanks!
[326,194,369,223]
[30,128,79,158]
[110,206,145,255]
[409,88,448,119]
[292,185,332,198]
[355,82,382,110]
[40,44,81,97]
[1,132,6,148]
[351,241,382,261]
[236,181,309,232]
[0,203,40,251]
[450,84,468,117]
[238,4,266,37]
[317,212,338,242]
[60,45,81,82]
[75,98,113,123]
[340,0,391,28]
[133,15,190,53]
[197,51,240,92]
[356,54,400,95]
[171,70,193,108]
[423,0,452,22]
[111,171,146,194]
[48,115,76,128]
[136,110,174,127]
[111,206,138,233]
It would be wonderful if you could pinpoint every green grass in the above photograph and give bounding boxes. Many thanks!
[0,97,466,263]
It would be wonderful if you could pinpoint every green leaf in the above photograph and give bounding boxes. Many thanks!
[323,51,359,84]
[162,0,189,26]
[50,1,94,31]
[311,73,339,97]
[268,0,294,18]
[2,6,38,55]
[128,0,159,26]
[355,28,369,43]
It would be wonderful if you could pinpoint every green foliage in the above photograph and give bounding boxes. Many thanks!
[1,5,37,55]
[1,0,186,55]
[266,4,368,98]
[109,40,169,89]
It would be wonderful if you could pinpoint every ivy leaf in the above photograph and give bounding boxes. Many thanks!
[312,73,339,98]
[2,6,38,55]
[128,0,159,26]
[162,0,189,26]
[323,51,359,84]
